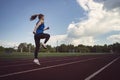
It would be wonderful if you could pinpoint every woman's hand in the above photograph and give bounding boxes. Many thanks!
[44,27,50,31]
[46,27,50,30]
[33,31,36,34]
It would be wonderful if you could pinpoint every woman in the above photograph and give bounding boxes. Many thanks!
[30,14,50,65]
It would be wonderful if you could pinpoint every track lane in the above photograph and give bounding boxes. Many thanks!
[91,56,120,80]
[0,56,101,75]
[0,54,119,80]
[85,57,120,80]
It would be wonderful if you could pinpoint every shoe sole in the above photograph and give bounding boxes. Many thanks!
[42,44,47,49]
[33,61,40,65]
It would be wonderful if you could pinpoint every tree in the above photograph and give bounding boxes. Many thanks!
[102,44,109,52]
[77,44,90,53]
[112,42,120,53]
[40,45,55,52]
[68,44,74,52]
[18,43,35,53]
[58,44,68,52]
[27,43,35,53]
[18,43,27,52]
[11,42,120,53]
[0,46,4,52]
[4,48,15,53]
[46,45,56,52]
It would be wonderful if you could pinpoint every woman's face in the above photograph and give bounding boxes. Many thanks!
[41,16,44,20]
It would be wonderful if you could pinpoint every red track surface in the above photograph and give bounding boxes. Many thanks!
[0,54,120,80]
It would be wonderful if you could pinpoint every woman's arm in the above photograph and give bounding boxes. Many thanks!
[33,20,42,34]
[44,27,50,31]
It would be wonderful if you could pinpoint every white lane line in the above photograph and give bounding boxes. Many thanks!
[0,57,99,78]
[0,59,32,64]
[0,57,76,64]
[0,57,79,67]
[0,57,79,68]
[85,57,120,80]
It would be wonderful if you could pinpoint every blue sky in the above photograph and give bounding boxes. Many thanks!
[0,0,84,42]
[0,0,120,47]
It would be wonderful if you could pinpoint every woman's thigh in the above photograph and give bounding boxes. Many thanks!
[38,33,50,39]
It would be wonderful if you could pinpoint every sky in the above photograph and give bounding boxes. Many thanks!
[0,0,120,47]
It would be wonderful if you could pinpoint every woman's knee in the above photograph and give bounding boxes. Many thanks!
[47,34,50,38]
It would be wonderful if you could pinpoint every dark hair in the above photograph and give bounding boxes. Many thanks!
[30,14,44,21]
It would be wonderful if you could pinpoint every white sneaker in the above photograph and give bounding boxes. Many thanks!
[33,59,40,65]
[42,43,47,49]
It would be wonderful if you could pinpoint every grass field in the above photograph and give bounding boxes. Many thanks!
[0,52,109,59]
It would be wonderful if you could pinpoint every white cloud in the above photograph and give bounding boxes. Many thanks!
[68,36,95,46]
[102,0,120,11]
[48,35,67,46]
[48,0,120,46]
[66,0,120,45]
[74,0,120,36]
[107,34,120,43]
[0,40,19,48]
[48,34,95,46]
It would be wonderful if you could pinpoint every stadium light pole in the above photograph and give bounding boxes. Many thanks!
[29,45,31,53]
[21,47,23,53]
[14,44,18,52]
[56,40,58,53]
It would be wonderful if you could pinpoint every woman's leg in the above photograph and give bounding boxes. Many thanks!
[39,33,50,44]
[44,33,50,44]
[34,35,40,58]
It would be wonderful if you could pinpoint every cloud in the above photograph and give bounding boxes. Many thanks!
[98,0,120,11]
[66,0,120,45]
[107,34,120,43]
[48,0,120,46]
[48,34,95,46]
[75,0,120,35]
[67,36,95,46]
[0,40,19,48]
[48,35,67,46]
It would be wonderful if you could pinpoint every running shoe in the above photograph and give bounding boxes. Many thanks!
[33,59,40,65]
[42,43,47,49]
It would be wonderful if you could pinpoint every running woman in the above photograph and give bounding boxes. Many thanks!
[30,14,50,65]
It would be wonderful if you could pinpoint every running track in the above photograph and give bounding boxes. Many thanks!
[0,54,120,80]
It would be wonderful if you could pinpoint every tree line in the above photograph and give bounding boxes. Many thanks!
[56,43,120,53]
[0,42,120,53]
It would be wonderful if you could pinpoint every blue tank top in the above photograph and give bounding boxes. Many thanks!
[36,23,45,34]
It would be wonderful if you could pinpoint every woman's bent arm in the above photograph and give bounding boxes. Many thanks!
[33,21,42,33]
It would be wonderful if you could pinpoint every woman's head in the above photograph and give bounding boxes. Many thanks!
[30,14,44,21]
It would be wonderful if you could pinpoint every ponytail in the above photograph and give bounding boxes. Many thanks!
[30,14,38,21]
[30,14,44,21]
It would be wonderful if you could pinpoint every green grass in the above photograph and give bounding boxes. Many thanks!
[0,52,108,59]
